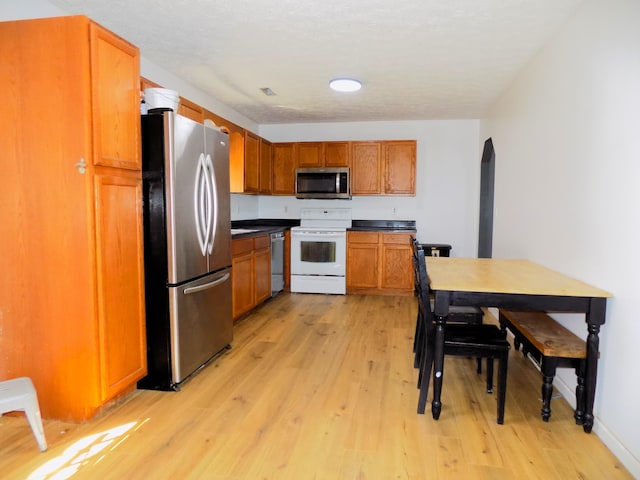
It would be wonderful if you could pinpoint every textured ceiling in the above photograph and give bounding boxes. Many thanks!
[49,0,583,124]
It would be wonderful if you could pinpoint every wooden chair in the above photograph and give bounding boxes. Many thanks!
[412,240,510,424]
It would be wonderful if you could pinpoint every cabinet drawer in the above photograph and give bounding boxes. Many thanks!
[348,231,379,244]
[254,234,270,250]
[382,233,414,245]
[232,237,254,256]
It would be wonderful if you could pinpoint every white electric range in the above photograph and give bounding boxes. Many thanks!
[290,208,352,294]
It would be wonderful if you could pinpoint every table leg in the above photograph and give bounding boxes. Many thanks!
[431,315,445,420]
[583,297,606,434]
[583,323,600,433]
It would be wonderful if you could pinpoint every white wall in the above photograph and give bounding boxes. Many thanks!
[0,0,64,18]
[480,0,640,475]
[254,120,481,257]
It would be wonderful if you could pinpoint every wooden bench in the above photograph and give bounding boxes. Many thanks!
[498,309,588,424]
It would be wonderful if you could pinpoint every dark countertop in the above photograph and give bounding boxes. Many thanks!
[348,219,417,233]
[230,218,417,238]
[231,219,299,239]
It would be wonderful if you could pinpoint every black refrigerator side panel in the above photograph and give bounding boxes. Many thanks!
[138,113,175,391]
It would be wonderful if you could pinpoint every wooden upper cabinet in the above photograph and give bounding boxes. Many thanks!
[384,141,416,195]
[272,143,296,195]
[259,138,273,194]
[324,141,350,167]
[244,131,260,193]
[178,97,204,124]
[351,142,382,195]
[296,142,324,167]
[91,22,141,170]
[351,140,416,196]
[295,141,350,168]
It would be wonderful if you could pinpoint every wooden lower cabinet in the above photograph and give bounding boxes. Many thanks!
[347,231,415,295]
[232,235,271,320]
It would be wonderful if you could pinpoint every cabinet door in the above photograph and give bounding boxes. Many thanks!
[232,252,254,319]
[384,141,416,195]
[94,172,147,401]
[244,131,260,193]
[90,22,141,170]
[351,142,381,195]
[296,142,324,167]
[254,247,272,304]
[347,243,380,289]
[347,232,380,290]
[178,97,205,124]
[259,138,273,194]
[380,233,414,292]
[324,142,350,167]
[272,143,296,195]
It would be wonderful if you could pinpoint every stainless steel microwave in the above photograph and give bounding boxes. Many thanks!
[295,167,350,199]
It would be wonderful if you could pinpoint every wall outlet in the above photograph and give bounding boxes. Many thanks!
[392,207,397,216]
[284,205,288,213]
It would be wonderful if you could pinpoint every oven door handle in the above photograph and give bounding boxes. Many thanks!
[292,232,345,238]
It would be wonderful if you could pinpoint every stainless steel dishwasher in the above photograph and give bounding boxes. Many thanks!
[270,231,285,296]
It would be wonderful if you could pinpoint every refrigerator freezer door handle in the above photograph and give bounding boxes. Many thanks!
[183,272,231,295]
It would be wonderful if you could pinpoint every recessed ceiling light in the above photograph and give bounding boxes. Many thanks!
[329,78,362,92]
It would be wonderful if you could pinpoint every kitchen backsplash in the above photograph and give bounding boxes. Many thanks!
[231,194,420,221]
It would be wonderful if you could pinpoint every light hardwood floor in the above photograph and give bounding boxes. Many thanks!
[0,293,631,479]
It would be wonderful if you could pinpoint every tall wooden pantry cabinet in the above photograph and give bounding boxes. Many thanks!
[0,16,146,421]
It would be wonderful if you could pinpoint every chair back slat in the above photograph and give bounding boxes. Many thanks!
[411,238,435,336]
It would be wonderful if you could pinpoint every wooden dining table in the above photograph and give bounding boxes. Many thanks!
[425,257,612,433]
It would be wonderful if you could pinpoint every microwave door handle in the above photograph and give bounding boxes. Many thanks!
[336,173,340,193]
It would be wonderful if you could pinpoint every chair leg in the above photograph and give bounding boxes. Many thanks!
[413,312,424,369]
[476,357,482,374]
[486,358,494,394]
[417,341,434,414]
[496,352,508,424]
[24,396,47,452]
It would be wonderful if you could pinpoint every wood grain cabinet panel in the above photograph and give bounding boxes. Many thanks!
[0,16,146,421]
[272,143,296,195]
[296,142,324,168]
[350,141,416,196]
[351,142,382,195]
[244,131,260,193]
[324,141,351,167]
[232,235,271,320]
[384,141,416,195]
[177,96,205,123]
[259,138,273,194]
[347,231,414,295]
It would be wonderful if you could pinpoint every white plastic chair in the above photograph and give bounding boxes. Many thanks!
[0,377,47,451]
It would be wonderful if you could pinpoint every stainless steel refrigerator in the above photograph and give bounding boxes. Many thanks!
[138,110,233,391]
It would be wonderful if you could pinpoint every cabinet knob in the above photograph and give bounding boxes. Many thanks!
[74,158,87,174]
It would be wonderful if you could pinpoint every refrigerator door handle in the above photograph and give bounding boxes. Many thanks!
[183,272,230,295]
[194,153,212,256]
[205,153,218,255]
[202,153,214,253]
